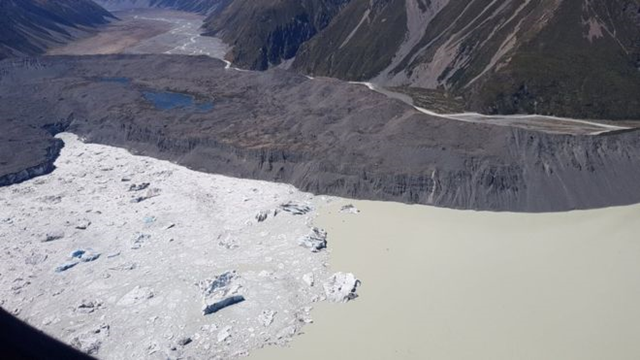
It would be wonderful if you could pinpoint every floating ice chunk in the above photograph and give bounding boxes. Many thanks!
[76,299,103,314]
[218,235,238,250]
[255,210,270,222]
[279,202,313,215]
[70,324,110,355]
[130,188,161,203]
[25,252,48,266]
[143,216,156,224]
[80,251,101,262]
[203,295,245,315]
[117,286,154,306]
[323,272,361,303]
[302,272,315,287]
[43,231,65,242]
[75,219,92,230]
[299,228,327,252]
[70,249,100,262]
[199,271,245,314]
[276,325,296,339]
[131,233,151,249]
[177,336,192,346]
[199,271,237,296]
[258,310,276,327]
[340,204,360,214]
[128,183,150,192]
[71,250,86,258]
[55,261,79,273]
[217,326,232,343]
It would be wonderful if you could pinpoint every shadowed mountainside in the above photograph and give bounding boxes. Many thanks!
[202,0,351,70]
[2,55,640,212]
[0,0,114,60]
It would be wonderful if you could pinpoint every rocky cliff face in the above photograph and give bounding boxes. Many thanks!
[0,0,114,60]
[0,139,63,187]
[2,55,640,212]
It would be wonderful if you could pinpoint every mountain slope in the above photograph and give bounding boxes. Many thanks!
[0,0,114,60]
[202,0,351,70]
[292,0,640,120]
[292,0,407,80]
[94,0,232,14]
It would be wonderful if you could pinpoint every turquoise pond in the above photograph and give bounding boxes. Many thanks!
[99,77,131,84]
[143,91,213,112]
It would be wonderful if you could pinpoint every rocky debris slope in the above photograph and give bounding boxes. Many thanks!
[0,0,115,60]
[1,54,640,212]
[0,133,359,359]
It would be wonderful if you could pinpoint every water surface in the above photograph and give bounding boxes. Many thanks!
[143,90,213,112]
[251,200,640,360]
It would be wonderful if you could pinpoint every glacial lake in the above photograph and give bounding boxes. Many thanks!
[251,200,640,360]
[143,90,213,112]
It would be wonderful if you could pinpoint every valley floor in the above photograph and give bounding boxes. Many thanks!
[47,9,639,137]
[48,9,228,59]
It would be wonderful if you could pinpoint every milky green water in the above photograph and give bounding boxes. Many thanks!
[250,200,640,360]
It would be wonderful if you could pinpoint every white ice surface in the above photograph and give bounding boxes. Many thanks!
[0,133,353,359]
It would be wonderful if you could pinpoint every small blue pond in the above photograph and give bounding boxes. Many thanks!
[143,91,214,113]
[99,77,131,84]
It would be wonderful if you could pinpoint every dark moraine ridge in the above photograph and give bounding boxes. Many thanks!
[1,55,640,212]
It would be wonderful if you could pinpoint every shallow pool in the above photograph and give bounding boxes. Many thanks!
[143,90,213,112]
